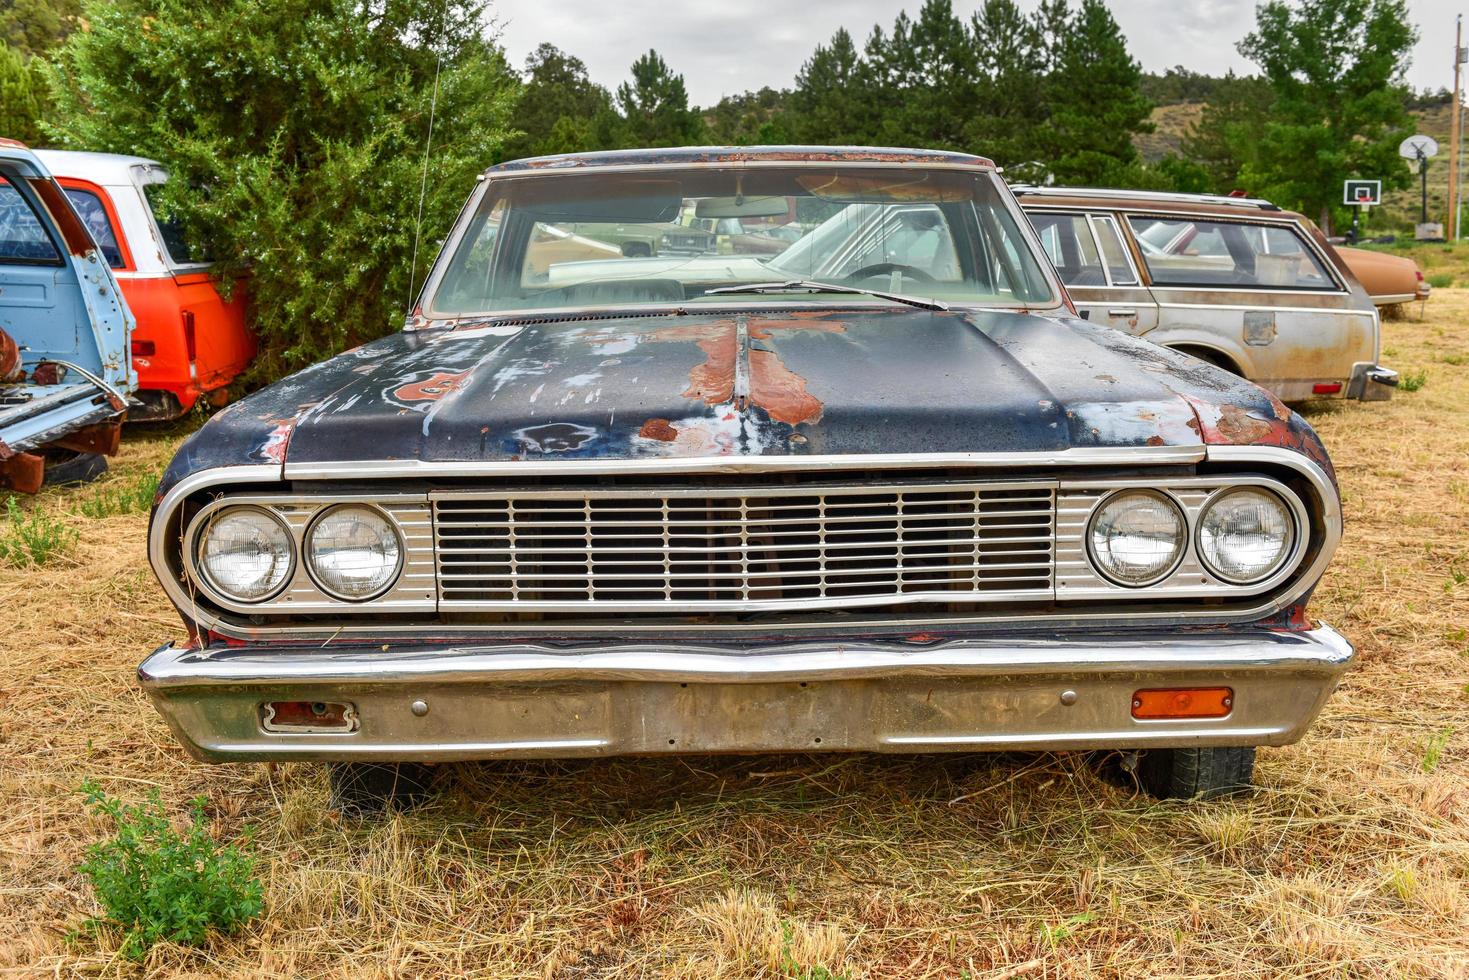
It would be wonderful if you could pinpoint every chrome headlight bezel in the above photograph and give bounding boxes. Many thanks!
[1194,486,1298,585]
[192,505,296,604]
[1084,488,1187,588]
[302,503,405,602]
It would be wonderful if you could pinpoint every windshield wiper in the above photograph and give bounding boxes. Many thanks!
[704,279,949,312]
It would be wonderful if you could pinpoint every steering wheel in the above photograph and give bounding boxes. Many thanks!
[842,262,935,285]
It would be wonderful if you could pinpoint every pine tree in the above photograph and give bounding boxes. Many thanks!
[502,43,617,160]
[0,41,49,145]
[789,28,868,144]
[0,0,80,58]
[615,50,705,147]
[1033,0,1071,73]
[968,0,1047,171]
[1044,0,1154,185]
[1236,0,1416,232]
[1183,72,1273,191]
[47,0,519,376]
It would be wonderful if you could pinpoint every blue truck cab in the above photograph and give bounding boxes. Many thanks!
[0,139,136,491]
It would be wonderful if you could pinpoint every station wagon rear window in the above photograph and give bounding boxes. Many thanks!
[430,167,1056,315]
[0,176,61,265]
[61,187,125,268]
[1128,216,1337,291]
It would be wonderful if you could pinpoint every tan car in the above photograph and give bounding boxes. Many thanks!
[1336,245,1430,309]
[1016,188,1397,401]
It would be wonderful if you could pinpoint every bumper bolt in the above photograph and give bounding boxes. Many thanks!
[410,699,429,717]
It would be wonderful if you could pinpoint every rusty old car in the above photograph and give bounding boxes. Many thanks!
[1,139,135,491]
[140,147,1353,812]
[1015,187,1398,402]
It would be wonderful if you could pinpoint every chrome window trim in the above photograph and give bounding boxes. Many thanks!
[1087,213,1142,288]
[1121,211,1349,295]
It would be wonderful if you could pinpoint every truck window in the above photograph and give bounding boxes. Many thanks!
[0,177,62,265]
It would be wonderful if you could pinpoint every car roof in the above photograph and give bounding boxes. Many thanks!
[487,145,997,174]
[32,148,160,184]
[1011,185,1308,220]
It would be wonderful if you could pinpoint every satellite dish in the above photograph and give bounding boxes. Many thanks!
[1399,135,1440,159]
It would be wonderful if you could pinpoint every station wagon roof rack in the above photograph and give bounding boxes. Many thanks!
[1010,185,1282,212]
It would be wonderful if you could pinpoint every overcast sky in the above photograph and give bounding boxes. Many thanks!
[492,0,1463,107]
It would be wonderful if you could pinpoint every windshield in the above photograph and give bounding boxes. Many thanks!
[428,166,1056,316]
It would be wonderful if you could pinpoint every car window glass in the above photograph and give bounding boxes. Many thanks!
[62,187,125,268]
[1027,212,1104,287]
[0,176,61,264]
[142,182,212,264]
[431,167,1056,314]
[1089,215,1137,286]
[1127,216,1336,290]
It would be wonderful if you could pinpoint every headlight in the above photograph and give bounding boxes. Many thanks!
[305,505,402,600]
[1197,488,1295,584]
[197,506,294,602]
[1088,490,1185,587]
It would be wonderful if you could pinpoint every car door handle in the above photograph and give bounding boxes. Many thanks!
[1108,308,1137,317]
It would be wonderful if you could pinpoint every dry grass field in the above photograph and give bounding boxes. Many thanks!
[1,295,1466,978]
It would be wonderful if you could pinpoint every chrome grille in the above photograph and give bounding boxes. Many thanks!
[432,482,1055,611]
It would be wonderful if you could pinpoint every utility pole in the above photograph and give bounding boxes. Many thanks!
[1449,15,1463,239]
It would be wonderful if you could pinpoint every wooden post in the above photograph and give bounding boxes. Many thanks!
[1449,15,1463,239]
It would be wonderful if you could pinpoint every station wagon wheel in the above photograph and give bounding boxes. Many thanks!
[1135,746,1256,800]
[842,262,936,284]
[327,762,435,816]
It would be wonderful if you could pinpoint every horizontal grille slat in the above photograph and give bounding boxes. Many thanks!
[432,480,1056,611]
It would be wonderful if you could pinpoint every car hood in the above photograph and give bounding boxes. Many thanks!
[165,307,1331,484]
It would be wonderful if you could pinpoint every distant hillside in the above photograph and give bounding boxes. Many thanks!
[1133,100,1462,233]
[1135,102,1204,162]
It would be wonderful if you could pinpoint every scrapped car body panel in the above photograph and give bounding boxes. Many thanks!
[1016,187,1394,402]
[1335,244,1430,307]
[141,147,1352,779]
[35,150,256,419]
[0,142,135,491]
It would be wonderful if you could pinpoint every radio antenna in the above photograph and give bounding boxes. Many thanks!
[407,38,445,314]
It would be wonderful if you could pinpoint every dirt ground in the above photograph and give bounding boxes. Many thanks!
[1,295,1466,978]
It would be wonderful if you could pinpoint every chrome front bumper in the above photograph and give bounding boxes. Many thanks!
[138,625,1355,763]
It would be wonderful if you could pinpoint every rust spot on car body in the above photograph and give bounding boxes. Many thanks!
[0,328,20,383]
[639,418,679,442]
[648,316,845,426]
[392,370,472,403]
[1215,404,1276,443]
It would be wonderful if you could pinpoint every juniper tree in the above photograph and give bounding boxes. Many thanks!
[46,0,519,376]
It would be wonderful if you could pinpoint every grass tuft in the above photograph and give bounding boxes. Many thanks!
[75,469,161,519]
[74,781,263,960]
[0,496,78,566]
[1399,368,1429,392]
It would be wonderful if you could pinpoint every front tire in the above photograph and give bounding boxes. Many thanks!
[327,762,434,816]
[1136,746,1256,800]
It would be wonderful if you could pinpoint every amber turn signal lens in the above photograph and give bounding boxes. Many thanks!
[1131,687,1233,719]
